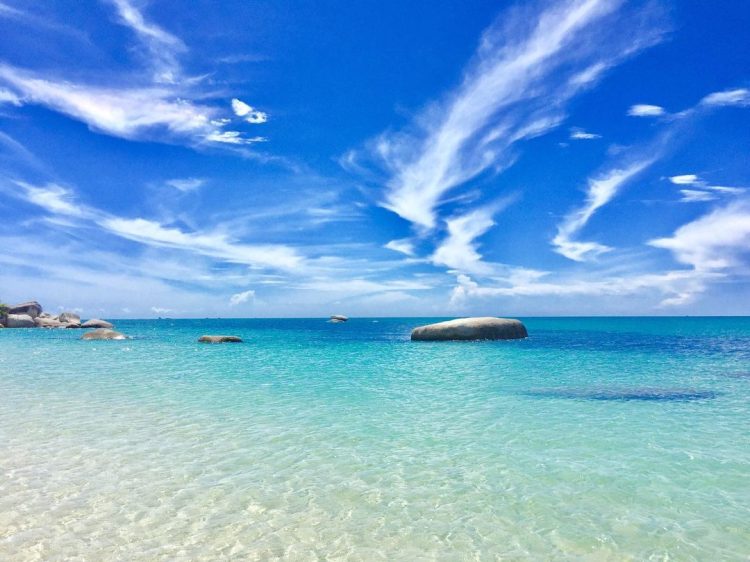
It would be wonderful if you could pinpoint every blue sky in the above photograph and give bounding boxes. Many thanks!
[1,0,749,317]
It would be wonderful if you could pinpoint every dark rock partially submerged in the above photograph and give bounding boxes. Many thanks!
[198,335,243,343]
[81,328,128,340]
[411,317,528,341]
[522,387,719,402]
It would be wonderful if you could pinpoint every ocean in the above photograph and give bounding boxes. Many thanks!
[1,317,749,560]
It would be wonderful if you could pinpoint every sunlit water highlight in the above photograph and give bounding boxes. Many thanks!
[1,317,749,560]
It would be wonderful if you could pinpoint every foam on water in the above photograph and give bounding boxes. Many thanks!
[1,317,750,560]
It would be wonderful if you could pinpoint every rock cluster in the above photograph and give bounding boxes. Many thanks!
[1,301,119,334]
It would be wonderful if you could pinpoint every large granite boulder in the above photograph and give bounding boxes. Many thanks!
[411,317,528,341]
[198,335,243,343]
[82,319,114,329]
[59,311,81,324]
[81,329,127,341]
[35,317,66,328]
[9,301,42,319]
[6,314,36,328]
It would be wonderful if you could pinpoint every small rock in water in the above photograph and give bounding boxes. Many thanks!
[198,335,243,343]
[82,319,114,329]
[411,317,527,341]
[329,315,348,323]
[81,328,128,341]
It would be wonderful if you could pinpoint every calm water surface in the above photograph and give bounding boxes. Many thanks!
[1,317,749,561]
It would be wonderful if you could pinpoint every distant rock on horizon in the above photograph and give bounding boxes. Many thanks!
[329,315,348,323]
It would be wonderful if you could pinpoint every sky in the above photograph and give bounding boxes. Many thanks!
[0,0,749,318]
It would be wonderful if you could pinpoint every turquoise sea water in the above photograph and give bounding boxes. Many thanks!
[1,317,749,561]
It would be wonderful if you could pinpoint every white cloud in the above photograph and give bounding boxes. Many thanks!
[701,88,750,107]
[627,104,665,117]
[649,198,750,271]
[151,306,172,314]
[669,174,699,185]
[9,179,305,272]
[100,217,303,270]
[553,159,653,261]
[666,173,745,202]
[229,289,255,306]
[14,182,88,217]
[231,98,268,124]
[108,0,185,83]
[569,127,601,140]
[384,238,415,256]
[0,65,257,147]
[679,189,716,203]
[0,87,21,106]
[164,177,205,192]
[205,131,266,145]
[431,197,516,274]
[368,0,664,229]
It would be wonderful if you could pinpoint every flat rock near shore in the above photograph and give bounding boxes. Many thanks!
[411,317,528,341]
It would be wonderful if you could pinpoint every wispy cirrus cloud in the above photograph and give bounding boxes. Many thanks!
[108,0,185,83]
[164,177,206,192]
[384,238,416,256]
[431,196,517,274]
[569,127,601,140]
[700,88,750,107]
[552,158,655,261]
[0,1,268,149]
[668,173,744,203]
[0,65,264,147]
[8,180,304,271]
[0,87,21,105]
[359,0,665,230]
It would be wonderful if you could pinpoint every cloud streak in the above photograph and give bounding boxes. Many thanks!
[366,0,663,229]
[552,158,655,261]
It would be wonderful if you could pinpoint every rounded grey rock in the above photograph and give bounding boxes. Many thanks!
[82,319,114,329]
[81,329,128,340]
[411,317,528,341]
[6,314,36,328]
[8,301,43,319]
[59,311,81,324]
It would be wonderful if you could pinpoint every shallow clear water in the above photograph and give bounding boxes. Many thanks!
[1,317,749,561]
